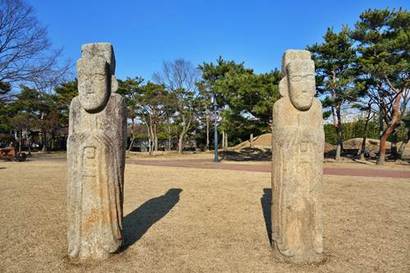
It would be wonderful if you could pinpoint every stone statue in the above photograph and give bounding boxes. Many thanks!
[271,50,325,264]
[67,43,126,261]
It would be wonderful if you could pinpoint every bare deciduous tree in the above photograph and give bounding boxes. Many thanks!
[0,0,70,96]
[153,59,199,153]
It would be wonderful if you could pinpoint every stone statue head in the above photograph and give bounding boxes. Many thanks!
[77,43,118,113]
[279,50,316,111]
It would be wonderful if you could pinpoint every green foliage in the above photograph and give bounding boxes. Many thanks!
[198,57,281,145]
[12,87,60,133]
[53,80,78,127]
[350,8,410,162]
[351,8,410,123]
[307,26,358,157]
[325,118,380,145]
[396,112,410,142]
[352,8,409,90]
[0,81,78,148]
[308,26,358,106]
[351,8,410,122]
[136,82,170,120]
[220,108,268,145]
[117,77,144,121]
[199,57,280,123]
[324,124,337,144]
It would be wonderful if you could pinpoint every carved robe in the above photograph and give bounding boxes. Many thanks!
[271,97,324,263]
[67,93,126,260]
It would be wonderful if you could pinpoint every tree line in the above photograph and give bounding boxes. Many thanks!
[308,8,410,164]
[0,1,408,165]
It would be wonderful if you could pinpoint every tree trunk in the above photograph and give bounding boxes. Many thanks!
[222,131,225,151]
[18,130,22,154]
[146,121,153,156]
[377,93,402,165]
[250,133,253,148]
[41,130,47,152]
[334,106,343,161]
[148,140,153,155]
[359,109,371,161]
[178,133,184,153]
[50,131,55,151]
[131,117,135,132]
[148,131,153,156]
[166,117,172,151]
[148,116,155,156]
[149,133,153,156]
[378,132,389,165]
[390,133,399,159]
[154,123,158,152]
[206,112,210,151]
[128,117,136,152]
[178,115,192,154]
[128,137,135,152]
[27,136,32,156]
[192,129,198,151]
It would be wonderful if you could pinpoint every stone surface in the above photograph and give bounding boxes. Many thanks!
[271,49,325,264]
[67,43,126,261]
[401,142,410,160]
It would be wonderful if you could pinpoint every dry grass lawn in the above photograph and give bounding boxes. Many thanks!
[0,158,409,273]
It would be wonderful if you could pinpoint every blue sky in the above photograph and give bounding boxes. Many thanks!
[30,0,409,81]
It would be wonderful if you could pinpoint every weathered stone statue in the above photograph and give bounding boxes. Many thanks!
[271,50,325,264]
[67,43,126,261]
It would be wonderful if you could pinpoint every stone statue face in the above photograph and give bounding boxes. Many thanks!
[287,61,315,111]
[77,58,110,112]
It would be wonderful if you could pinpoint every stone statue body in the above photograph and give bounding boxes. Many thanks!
[271,50,325,264]
[67,43,126,261]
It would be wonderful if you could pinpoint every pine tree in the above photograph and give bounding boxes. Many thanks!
[351,8,410,165]
[307,26,358,160]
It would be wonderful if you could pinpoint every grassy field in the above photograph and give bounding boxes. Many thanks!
[0,156,409,273]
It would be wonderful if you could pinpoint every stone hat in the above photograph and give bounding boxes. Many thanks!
[281,49,311,74]
[81,42,116,75]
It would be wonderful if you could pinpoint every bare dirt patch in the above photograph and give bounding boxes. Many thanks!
[0,159,409,273]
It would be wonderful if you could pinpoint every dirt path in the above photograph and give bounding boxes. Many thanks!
[128,159,410,179]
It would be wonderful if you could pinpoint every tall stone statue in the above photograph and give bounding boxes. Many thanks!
[271,50,325,264]
[67,43,126,261]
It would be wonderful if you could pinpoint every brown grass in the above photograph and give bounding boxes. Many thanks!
[126,151,214,160]
[0,158,409,273]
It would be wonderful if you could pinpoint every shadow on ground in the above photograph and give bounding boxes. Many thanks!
[223,147,272,161]
[261,188,272,245]
[121,188,182,251]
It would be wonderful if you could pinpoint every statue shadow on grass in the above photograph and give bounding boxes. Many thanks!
[261,188,272,246]
[120,188,182,251]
